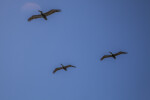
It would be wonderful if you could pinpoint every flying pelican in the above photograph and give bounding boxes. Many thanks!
[28,9,61,21]
[100,51,127,61]
[53,64,76,74]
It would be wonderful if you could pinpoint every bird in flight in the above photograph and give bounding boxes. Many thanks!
[28,9,61,21]
[100,51,127,61]
[53,64,76,74]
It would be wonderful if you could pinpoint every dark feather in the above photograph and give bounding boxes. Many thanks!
[53,67,63,74]
[44,9,61,16]
[114,51,127,56]
[100,55,113,61]
[28,15,42,21]
[65,65,76,68]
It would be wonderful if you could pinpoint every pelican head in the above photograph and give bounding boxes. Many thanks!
[109,52,113,55]
[61,64,64,67]
[72,65,76,68]
[38,10,42,13]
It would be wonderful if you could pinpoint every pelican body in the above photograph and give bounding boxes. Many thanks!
[109,52,116,59]
[61,64,67,71]
[38,10,47,20]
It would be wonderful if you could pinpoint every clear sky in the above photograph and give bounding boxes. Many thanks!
[0,0,150,100]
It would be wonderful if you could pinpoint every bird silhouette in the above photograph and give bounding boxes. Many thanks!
[28,9,61,21]
[100,51,127,61]
[53,64,76,74]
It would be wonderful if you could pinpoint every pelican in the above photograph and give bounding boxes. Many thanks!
[53,64,76,74]
[28,9,61,21]
[100,51,127,61]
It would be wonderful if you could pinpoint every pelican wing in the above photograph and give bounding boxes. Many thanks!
[114,51,127,56]
[100,55,113,61]
[53,67,63,74]
[28,15,42,21]
[44,9,61,16]
[65,65,76,68]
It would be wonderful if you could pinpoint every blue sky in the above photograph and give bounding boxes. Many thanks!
[0,0,150,100]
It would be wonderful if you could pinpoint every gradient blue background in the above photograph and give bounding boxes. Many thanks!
[0,0,150,100]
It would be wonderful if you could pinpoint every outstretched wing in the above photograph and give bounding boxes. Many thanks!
[114,51,127,56]
[65,65,76,68]
[44,9,61,16]
[53,67,63,74]
[28,14,42,21]
[100,55,112,61]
